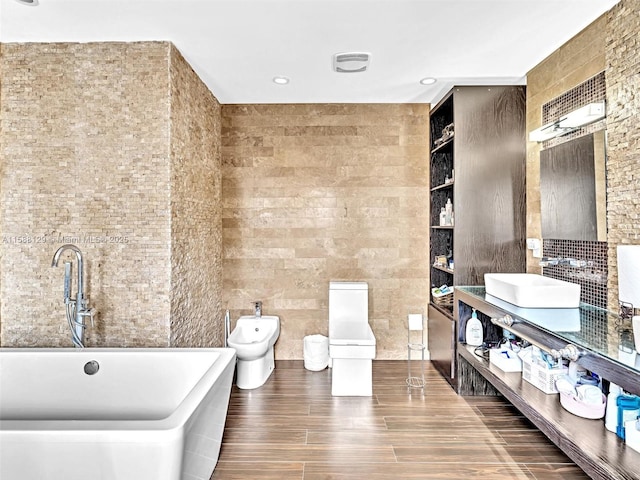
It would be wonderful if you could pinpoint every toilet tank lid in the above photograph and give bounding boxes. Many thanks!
[329,281,368,290]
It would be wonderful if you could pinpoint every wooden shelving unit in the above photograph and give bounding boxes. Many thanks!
[428,86,527,386]
[455,286,640,480]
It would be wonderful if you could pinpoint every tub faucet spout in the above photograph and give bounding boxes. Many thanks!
[52,244,93,348]
[254,301,262,318]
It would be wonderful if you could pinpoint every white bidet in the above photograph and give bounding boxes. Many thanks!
[227,315,280,389]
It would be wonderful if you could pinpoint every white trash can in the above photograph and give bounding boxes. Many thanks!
[303,334,329,371]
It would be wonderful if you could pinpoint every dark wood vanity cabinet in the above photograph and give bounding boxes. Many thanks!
[455,287,640,480]
[428,86,527,386]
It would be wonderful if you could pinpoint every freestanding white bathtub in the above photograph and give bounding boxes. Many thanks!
[0,347,236,480]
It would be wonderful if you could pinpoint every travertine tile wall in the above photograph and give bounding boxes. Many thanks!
[605,0,640,310]
[221,104,430,359]
[0,42,223,347]
[169,45,223,347]
[525,16,607,274]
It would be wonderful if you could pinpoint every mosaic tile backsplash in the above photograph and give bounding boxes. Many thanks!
[542,239,608,309]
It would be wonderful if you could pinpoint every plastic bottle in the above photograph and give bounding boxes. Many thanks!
[465,309,483,347]
[445,198,453,225]
[605,383,622,433]
[439,207,447,226]
[616,393,640,439]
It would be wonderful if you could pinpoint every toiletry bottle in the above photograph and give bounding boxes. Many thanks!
[466,309,483,347]
[616,394,640,440]
[605,383,622,433]
[445,198,453,226]
[439,207,447,226]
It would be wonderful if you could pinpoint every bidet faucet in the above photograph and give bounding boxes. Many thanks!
[52,244,94,348]
[254,301,262,318]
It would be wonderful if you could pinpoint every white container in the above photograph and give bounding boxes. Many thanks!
[519,347,568,394]
[489,348,522,372]
[626,419,640,454]
[559,391,606,419]
[303,334,329,371]
[445,198,453,225]
[439,207,447,226]
[605,383,623,433]
[465,309,483,347]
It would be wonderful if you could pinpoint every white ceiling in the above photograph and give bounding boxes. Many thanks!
[0,0,620,104]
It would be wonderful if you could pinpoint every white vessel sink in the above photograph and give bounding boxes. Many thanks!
[484,273,581,308]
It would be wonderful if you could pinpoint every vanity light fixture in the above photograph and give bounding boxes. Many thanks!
[272,76,290,85]
[529,101,606,143]
[558,101,606,129]
[14,0,39,5]
[420,77,437,86]
[529,121,571,142]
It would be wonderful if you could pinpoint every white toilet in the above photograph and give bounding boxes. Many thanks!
[227,315,280,389]
[329,281,376,396]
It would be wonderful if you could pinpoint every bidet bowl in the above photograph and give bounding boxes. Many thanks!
[227,315,280,361]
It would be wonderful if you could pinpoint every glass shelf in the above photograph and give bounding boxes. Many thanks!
[456,286,640,378]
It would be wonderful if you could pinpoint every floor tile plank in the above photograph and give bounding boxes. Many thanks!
[212,360,590,480]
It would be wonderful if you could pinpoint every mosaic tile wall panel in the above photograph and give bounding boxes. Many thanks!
[541,72,606,149]
[542,239,608,309]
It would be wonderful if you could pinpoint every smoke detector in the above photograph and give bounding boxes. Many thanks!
[333,52,371,73]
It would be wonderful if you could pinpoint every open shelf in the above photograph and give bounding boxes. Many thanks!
[458,344,640,480]
[432,136,454,153]
[431,181,454,192]
[432,264,454,274]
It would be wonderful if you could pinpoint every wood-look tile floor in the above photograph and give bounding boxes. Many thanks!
[212,360,589,480]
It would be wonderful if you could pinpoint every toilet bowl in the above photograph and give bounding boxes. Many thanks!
[227,315,280,389]
[329,281,376,396]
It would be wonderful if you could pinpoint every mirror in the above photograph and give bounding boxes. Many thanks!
[540,130,606,241]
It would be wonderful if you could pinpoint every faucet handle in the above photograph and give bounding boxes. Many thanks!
[79,308,96,327]
[253,301,263,317]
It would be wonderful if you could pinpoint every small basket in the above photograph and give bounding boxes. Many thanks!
[432,291,453,307]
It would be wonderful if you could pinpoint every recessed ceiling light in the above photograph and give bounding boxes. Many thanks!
[14,0,39,5]
[273,76,290,85]
[420,77,437,85]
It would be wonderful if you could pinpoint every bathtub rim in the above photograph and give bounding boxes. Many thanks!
[0,347,237,435]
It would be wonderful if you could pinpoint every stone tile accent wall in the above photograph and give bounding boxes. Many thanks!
[525,17,607,274]
[169,45,223,347]
[221,104,430,359]
[605,0,640,310]
[0,42,223,347]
